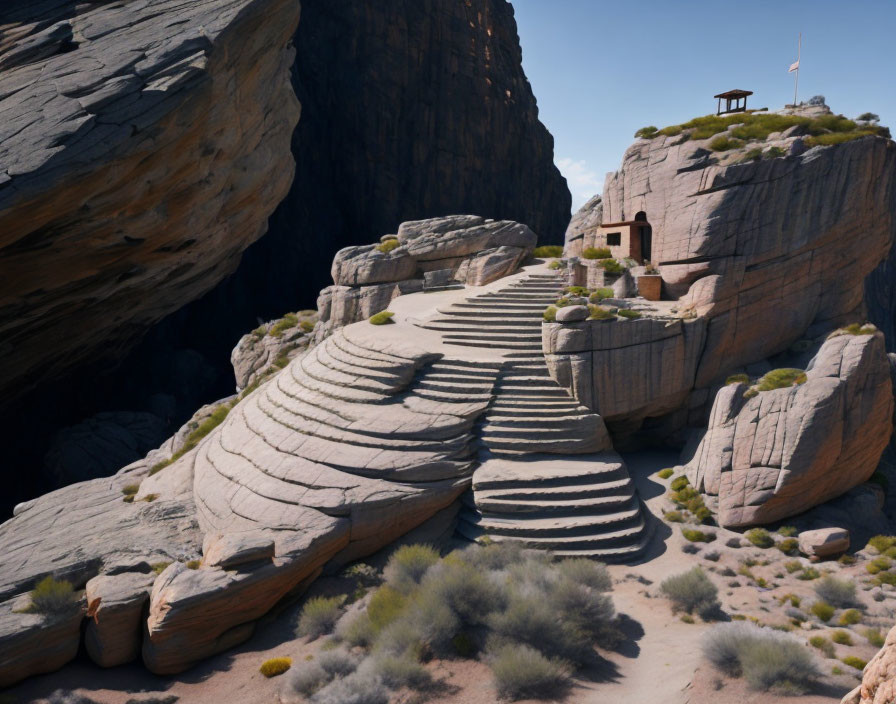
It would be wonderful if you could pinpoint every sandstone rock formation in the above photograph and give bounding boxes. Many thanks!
[0,0,301,407]
[0,0,572,516]
[317,216,536,338]
[0,223,647,684]
[564,124,895,389]
[683,331,893,527]
[843,622,896,704]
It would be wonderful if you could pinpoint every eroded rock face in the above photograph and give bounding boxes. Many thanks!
[843,622,896,704]
[318,216,536,337]
[0,0,301,407]
[564,134,896,388]
[684,332,893,527]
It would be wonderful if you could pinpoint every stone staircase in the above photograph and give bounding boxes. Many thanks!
[415,271,651,561]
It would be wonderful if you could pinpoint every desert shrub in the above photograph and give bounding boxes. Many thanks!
[797,567,821,581]
[872,571,896,586]
[746,528,774,549]
[709,135,743,152]
[310,671,389,704]
[259,657,292,677]
[725,373,750,385]
[284,661,327,697]
[582,246,610,260]
[587,305,615,320]
[755,368,807,392]
[150,561,172,575]
[27,576,77,616]
[617,309,641,319]
[548,260,561,270]
[542,305,557,322]
[839,609,861,626]
[783,560,802,573]
[368,311,394,326]
[366,585,407,633]
[635,126,658,139]
[375,239,401,253]
[589,287,614,302]
[657,468,674,479]
[462,541,525,571]
[185,560,200,570]
[298,596,344,639]
[681,528,715,543]
[664,510,684,523]
[564,286,589,297]
[121,484,139,498]
[555,558,611,592]
[703,622,819,693]
[704,550,721,562]
[487,592,589,663]
[838,554,857,565]
[670,475,689,491]
[661,568,719,616]
[599,258,623,275]
[336,611,376,648]
[367,654,431,690]
[809,635,835,658]
[489,643,570,701]
[317,649,359,679]
[682,542,700,555]
[840,656,867,670]
[270,313,299,337]
[864,628,885,647]
[867,556,892,574]
[533,245,563,258]
[810,601,835,622]
[779,526,799,537]
[777,538,799,555]
[786,607,806,623]
[831,630,853,646]
[300,319,315,332]
[739,634,819,693]
[814,576,857,608]
[383,545,439,594]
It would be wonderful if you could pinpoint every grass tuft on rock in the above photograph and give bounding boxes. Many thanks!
[746,528,774,549]
[269,313,298,337]
[25,576,77,616]
[582,246,612,260]
[375,239,401,253]
[617,309,641,320]
[149,402,233,475]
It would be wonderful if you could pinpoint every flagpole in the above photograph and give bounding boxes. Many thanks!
[793,32,800,106]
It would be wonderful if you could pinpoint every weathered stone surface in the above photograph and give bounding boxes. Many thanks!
[318,217,536,339]
[0,595,85,687]
[202,532,275,569]
[230,311,318,392]
[563,194,602,258]
[85,572,155,667]
[798,527,850,559]
[555,305,589,323]
[0,0,302,408]
[44,412,168,485]
[565,124,896,390]
[842,622,896,703]
[544,316,707,423]
[684,332,893,527]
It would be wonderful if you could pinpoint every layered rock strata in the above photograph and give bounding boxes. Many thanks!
[0,0,302,406]
[0,222,646,685]
[317,216,536,338]
[683,331,893,527]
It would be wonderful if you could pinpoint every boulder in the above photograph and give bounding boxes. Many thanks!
[798,527,850,559]
[555,305,589,323]
[684,332,894,527]
[85,572,155,667]
[842,622,896,703]
[0,595,85,687]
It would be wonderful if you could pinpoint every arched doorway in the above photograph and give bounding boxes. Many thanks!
[635,211,652,263]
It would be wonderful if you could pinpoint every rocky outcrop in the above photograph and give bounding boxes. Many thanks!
[843,622,896,704]
[563,130,896,391]
[318,216,536,337]
[683,331,893,527]
[0,0,301,407]
[230,310,318,392]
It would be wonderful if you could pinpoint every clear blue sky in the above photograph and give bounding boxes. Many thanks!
[512,0,896,210]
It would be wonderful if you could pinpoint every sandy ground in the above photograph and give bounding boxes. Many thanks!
[5,450,876,704]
